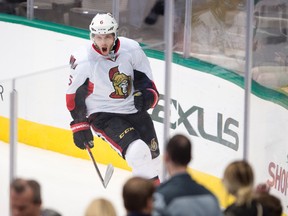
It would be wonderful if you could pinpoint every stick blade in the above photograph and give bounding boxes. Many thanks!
[103,164,114,188]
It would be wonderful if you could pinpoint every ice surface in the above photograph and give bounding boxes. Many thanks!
[0,141,132,216]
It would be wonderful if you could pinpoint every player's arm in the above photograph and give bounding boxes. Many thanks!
[66,55,94,150]
[66,78,90,121]
[131,43,159,111]
[133,69,159,111]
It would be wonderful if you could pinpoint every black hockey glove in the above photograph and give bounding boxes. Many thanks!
[133,89,155,111]
[70,120,94,150]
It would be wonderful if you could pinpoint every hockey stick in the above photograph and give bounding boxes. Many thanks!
[85,144,114,188]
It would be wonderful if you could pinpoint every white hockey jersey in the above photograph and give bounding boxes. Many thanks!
[66,37,156,117]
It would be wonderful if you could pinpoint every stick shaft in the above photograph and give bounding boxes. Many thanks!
[85,145,105,186]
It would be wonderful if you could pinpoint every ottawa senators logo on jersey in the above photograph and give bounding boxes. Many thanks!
[109,66,131,98]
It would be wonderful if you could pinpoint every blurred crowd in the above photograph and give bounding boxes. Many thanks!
[10,134,283,216]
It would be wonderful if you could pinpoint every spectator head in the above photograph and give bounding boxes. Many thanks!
[165,134,192,166]
[254,183,283,216]
[254,192,283,216]
[10,178,42,216]
[222,160,254,206]
[122,176,155,214]
[84,198,117,216]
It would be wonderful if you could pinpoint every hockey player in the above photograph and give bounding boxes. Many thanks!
[66,12,161,184]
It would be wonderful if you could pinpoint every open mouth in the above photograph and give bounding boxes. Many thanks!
[102,47,108,53]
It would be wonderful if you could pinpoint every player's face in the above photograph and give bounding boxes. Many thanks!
[93,33,115,56]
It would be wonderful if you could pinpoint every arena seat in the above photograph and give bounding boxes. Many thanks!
[252,66,288,89]
[68,7,104,29]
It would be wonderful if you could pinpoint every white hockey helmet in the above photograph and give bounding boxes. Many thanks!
[89,13,118,38]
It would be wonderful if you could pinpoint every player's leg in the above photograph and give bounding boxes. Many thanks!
[125,139,159,179]
[127,111,162,183]
[89,113,159,182]
[89,113,135,155]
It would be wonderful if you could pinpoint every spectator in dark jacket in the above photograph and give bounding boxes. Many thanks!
[153,134,223,216]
